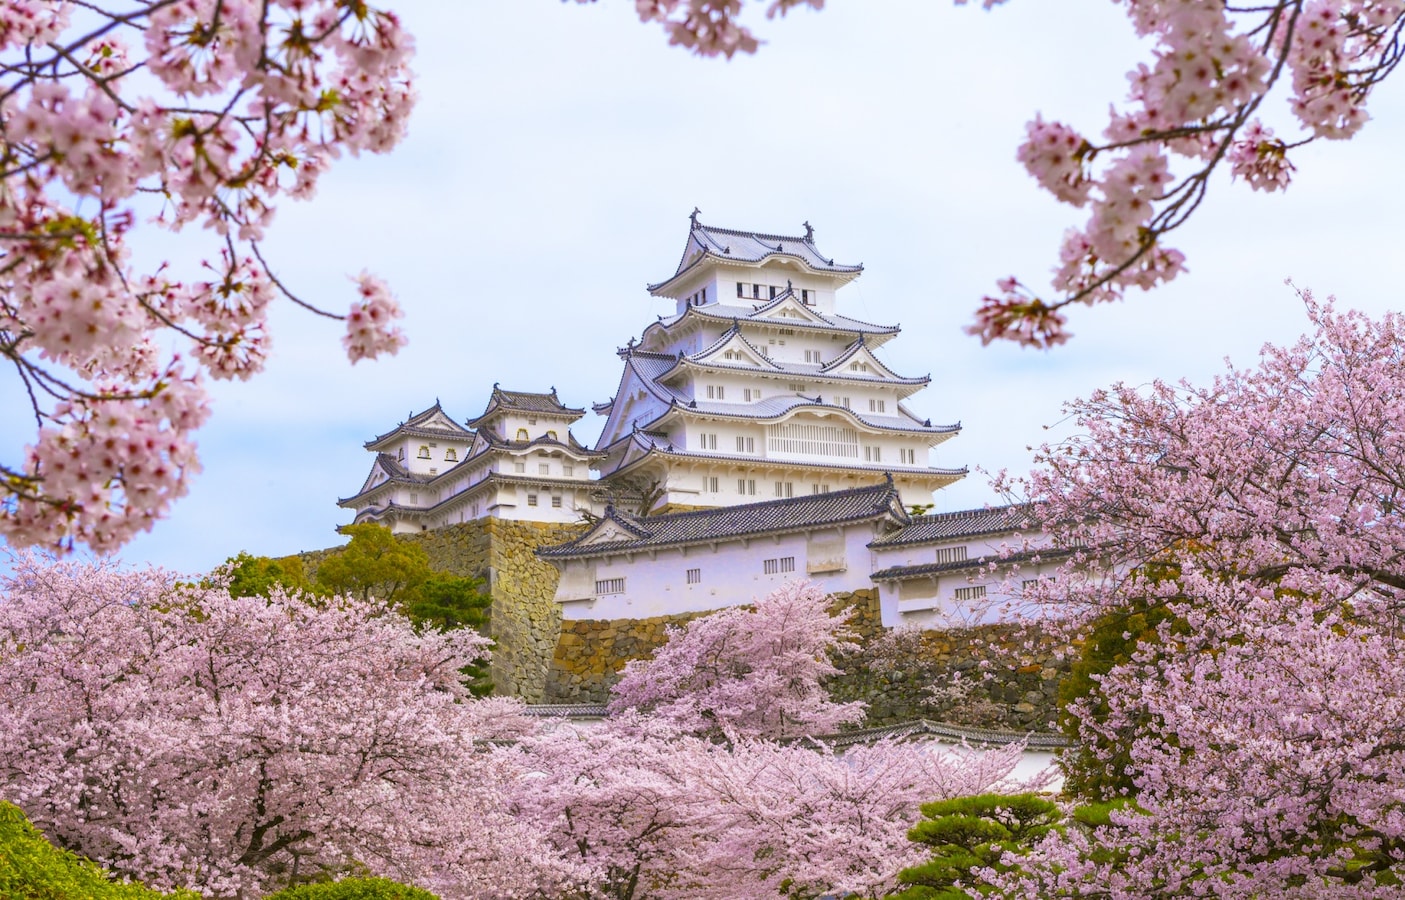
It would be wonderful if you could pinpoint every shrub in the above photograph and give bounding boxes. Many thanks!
[262,878,439,900]
[0,801,191,900]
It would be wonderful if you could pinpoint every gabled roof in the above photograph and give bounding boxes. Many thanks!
[467,385,584,428]
[646,393,961,437]
[641,297,900,349]
[364,401,474,449]
[337,453,433,506]
[473,426,604,458]
[688,323,783,371]
[538,479,908,559]
[868,504,1039,547]
[648,213,863,295]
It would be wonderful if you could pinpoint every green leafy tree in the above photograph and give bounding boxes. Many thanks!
[314,524,431,604]
[0,801,194,900]
[894,794,1062,899]
[222,552,314,599]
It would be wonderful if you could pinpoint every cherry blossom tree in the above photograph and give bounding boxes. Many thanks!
[503,715,1031,900]
[618,0,1405,348]
[0,553,561,899]
[607,580,865,740]
[0,1,412,554]
[980,297,1405,896]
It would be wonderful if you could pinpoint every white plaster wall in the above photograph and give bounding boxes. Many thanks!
[557,523,879,620]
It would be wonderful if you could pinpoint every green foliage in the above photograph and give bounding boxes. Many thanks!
[223,552,314,599]
[261,877,439,900]
[223,526,496,695]
[1057,569,1181,801]
[894,793,1062,899]
[314,524,432,603]
[0,801,195,900]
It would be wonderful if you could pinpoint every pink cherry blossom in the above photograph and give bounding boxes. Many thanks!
[0,1,413,552]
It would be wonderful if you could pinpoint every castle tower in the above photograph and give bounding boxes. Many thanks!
[592,213,965,513]
[338,389,601,532]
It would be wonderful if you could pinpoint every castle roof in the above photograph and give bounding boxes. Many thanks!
[868,504,1038,547]
[364,401,474,449]
[643,292,900,344]
[870,547,1075,581]
[539,479,907,560]
[648,213,862,295]
[466,385,583,428]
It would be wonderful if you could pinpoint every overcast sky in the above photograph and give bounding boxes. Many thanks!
[32,0,1405,573]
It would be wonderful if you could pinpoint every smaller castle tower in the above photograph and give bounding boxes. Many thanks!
[338,389,601,532]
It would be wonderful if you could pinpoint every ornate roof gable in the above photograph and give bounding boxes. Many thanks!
[687,325,781,371]
[820,337,909,382]
[467,385,584,428]
[648,212,863,295]
[746,290,831,327]
[364,400,473,449]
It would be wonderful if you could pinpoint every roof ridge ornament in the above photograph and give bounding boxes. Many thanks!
[689,207,701,228]
[803,220,814,242]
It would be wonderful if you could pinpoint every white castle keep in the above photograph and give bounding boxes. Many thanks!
[339,214,1062,628]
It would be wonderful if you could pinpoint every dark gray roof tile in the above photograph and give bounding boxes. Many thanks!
[868,505,1039,547]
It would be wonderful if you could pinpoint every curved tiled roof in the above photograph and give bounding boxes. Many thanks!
[647,393,961,436]
[643,297,900,345]
[538,479,907,559]
[868,504,1039,547]
[649,218,862,293]
[467,385,584,427]
[475,427,603,457]
[364,400,474,448]
[870,547,1075,581]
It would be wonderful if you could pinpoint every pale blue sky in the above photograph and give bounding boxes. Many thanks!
[20,1,1405,573]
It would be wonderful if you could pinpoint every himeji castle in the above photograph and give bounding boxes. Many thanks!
[592,211,967,512]
[339,214,1062,627]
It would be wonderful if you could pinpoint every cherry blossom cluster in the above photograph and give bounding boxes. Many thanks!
[985,298,1405,894]
[0,1,415,552]
[965,0,1405,346]
[577,0,824,58]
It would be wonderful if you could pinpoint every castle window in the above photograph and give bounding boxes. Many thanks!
[418,446,430,459]
[851,362,869,373]
[934,546,968,564]
[701,433,718,450]
[701,287,707,302]
[774,481,793,498]
[445,448,457,462]
[804,350,822,363]
[551,495,563,508]
[759,346,769,357]
[706,385,725,400]
[706,476,719,493]
[547,430,558,440]
[527,494,538,506]
[788,383,806,393]
[516,428,529,441]
[812,483,830,494]
[837,396,851,409]
[744,388,759,401]
[864,446,882,462]
[954,585,987,602]
[528,417,537,425]
[397,447,405,461]
[514,462,526,473]
[900,448,917,464]
[752,283,761,298]
[763,556,796,575]
[539,463,550,475]
[735,436,755,453]
[801,289,812,304]
[737,281,745,298]
[738,478,756,495]
[564,465,575,477]
[869,398,887,413]
[686,568,701,585]
[596,577,626,595]
[769,285,778,299]
[429,468,438,476]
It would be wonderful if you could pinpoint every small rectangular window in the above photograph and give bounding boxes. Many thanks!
[686,568,701,585]
[514,462,526,473]
[788,383,806,392]
[539,463,550,475]
[596,577,626,595]
[774,481,793,498]
[935,546,969,565]
[702,433,717,450]
[763,558,779,575]
[738,478,756,495]
[780,556,795,573]
[769,285,778,299]
[429,468,438,476]
[838,396,851,409]
[812,483,830,494]
[551,495,563,508]
[737,282,745,298]
[707,476,719,493]
[801,289,812,304]
[753,283,761,298]
[527,494,538,506]
[564,465,575,477]
[954,585,987,601]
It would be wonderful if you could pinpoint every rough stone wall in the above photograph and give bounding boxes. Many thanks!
[541,586,1070,731]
